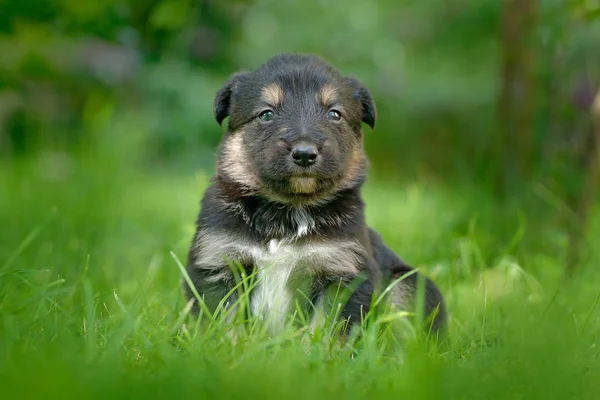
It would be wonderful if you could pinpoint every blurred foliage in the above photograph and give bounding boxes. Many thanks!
[1,0,599,178]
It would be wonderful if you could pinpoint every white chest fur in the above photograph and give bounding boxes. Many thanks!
[250,239,299,332]
[193,231,366,333]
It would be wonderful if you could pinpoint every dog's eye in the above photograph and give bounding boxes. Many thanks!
[258,110,274,122]
[327,110,341,121]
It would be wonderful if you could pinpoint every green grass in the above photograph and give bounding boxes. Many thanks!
[1,142,600,399]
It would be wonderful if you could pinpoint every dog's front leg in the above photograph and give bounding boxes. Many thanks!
[184,265,247,322]
[316,257,379,334]
[338,273,376,329]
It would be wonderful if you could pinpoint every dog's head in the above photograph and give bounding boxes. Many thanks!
[214,54,376,205]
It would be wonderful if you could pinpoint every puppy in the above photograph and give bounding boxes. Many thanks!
[185,54,446,335]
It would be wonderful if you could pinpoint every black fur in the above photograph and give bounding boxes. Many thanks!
[185,54,446,334]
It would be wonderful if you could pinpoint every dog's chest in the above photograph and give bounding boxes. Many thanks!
[249,205,316,240]
[246,237,362,333]
[249,238,316,332]
[193,228,365,332]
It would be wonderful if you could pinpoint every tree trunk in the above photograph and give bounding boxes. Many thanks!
[496,0,538,195]
[566,90,600,275]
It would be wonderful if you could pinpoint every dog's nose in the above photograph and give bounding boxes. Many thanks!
[291,144,319,167]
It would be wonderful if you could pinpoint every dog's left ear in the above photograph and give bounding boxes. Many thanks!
[346,77,377,129]
[214,72,249,126]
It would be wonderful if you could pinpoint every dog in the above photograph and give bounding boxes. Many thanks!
[184,54,446,336]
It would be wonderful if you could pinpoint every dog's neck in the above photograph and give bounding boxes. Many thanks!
[215,176,365,241]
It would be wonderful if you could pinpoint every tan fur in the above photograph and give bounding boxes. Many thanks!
[318,84,337,106]
[335,144,367,192]
[219,131,260,189]
[289,177,318,194]
[261,83,284,107]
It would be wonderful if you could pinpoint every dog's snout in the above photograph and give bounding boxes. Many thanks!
[291,144,319,167]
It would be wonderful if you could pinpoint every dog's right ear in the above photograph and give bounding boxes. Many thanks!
[213,72,248,126]
[345,77,377,130]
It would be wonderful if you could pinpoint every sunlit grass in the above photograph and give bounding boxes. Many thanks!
[1,145,599,399]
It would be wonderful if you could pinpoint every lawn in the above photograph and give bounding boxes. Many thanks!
[1,140,599,399]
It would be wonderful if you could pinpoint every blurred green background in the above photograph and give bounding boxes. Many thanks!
[2,1,600,398]
[2,0,599,271]
[3,0,598,176]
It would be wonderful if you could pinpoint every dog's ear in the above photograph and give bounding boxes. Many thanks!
[346,78,377,130]
[214,72,248,126]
